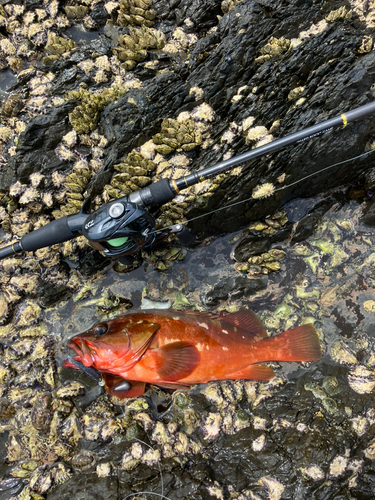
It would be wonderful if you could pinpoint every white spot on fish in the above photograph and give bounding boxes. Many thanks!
[196,343,204,351]
[198,322,209,329]
[222,347,228,351]
[222,329,228,334]
[173,317,179,321]
[242,336,245,339]
[206,345,210,350]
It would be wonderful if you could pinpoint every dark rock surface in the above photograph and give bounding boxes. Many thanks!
[7,102,77,186]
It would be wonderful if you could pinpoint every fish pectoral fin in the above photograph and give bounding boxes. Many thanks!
[226,363,275,381]
[220,309,268,338]
[101,373,146,399]
[153,342,200,382]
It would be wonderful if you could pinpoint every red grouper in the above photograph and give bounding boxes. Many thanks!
[63,308,322,399]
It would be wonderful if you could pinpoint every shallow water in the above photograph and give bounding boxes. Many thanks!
[66,26,105,43]
[0,70,18,92]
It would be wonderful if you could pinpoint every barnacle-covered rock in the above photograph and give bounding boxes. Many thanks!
[29,462,73,494]
[152,117,202,154]
[14,300,41,327]
[103,151,157,200]
[255,36,291,64]
[66,83,128,134]
[45,32,76,56]
[233,211,289,276]
[113,25,165,69]
[142,243,186,271]
[117,0,156,27]
[221,0,244,14]
[163,27,198,63]
[81,397,117,441]
[64,6,89,19]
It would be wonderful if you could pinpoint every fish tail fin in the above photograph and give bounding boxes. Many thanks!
[270,324,321,362]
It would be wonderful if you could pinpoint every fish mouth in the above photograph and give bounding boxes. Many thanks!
[65,338,95,367]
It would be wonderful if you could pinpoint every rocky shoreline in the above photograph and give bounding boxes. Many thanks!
[1,0,375,499]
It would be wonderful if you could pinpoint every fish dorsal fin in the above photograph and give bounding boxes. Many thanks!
[101,373,146,399]
[153,341,200,382]
[220,309,268,338]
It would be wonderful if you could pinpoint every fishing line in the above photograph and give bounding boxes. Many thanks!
[133,437,165,497]
[152,148,375,234]
[123,493,172,500]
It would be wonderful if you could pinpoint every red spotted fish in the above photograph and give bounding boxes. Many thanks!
[63,308,321,398]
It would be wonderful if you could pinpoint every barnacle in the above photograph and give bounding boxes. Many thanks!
[252,182,276,199]
[221,0,244,14]
[66,83,128,134]
[103,151,156,201]
[113,25,165,69]
[255,36,291,64]
[1,93,23,117]
[358,35,373,54]
[45,32,76,56]
[64,6,89,19]
[117,0,156,27]
[152,117,202,154]
[13,300,41,327]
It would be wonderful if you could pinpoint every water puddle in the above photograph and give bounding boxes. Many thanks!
[0,69,17,92]
[66,26,105,43]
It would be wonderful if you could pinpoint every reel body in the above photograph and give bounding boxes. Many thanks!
[82,200,156,258]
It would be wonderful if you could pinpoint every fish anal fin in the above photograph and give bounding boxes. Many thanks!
[101,373,146,399]
[153,342,200,382]
[226,363,275,381]
[221,309,268,338]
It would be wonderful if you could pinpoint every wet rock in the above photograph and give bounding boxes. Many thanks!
[6,102,77,188]
[202,274,267,305]
[291,198,338,243]
[46,473,118,500]
[361,198,375,226]
[0,477,25,500]
[232,235,271,262]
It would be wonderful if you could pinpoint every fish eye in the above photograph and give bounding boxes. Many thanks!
[92,323,108,336]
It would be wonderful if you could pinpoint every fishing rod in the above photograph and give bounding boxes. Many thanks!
[1,101,375,263]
